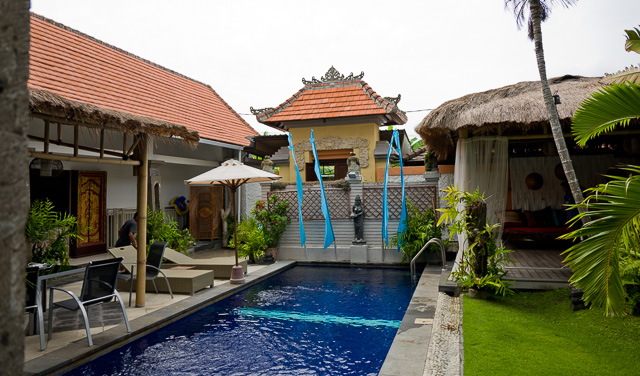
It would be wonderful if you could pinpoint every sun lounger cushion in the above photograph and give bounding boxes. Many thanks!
[160,247,248,279]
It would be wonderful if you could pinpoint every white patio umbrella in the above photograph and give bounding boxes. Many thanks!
[185,159,281,284]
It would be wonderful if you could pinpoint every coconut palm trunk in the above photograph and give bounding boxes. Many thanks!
[527,0,585,215]
[0,0,30,373]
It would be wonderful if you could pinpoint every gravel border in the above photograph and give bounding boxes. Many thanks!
[423,292,462,376]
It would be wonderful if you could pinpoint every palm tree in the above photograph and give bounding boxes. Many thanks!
[562,27,640,315]
[0,0,31,372]
[505,0,585,216]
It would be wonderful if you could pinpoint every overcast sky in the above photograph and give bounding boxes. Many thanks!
[30,0,640,140]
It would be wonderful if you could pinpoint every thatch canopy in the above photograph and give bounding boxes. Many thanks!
[29,88,200,146]
[415,75,603,159]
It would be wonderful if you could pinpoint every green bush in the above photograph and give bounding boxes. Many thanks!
[393,200,442,263]
[229,217,268,259]
[252,194,290,248]
[147,208,195,254]
[25,199,82,265]
[438,186,513,297]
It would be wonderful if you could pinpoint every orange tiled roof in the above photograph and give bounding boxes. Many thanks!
[28,13,257,146]
[254,67,407,130]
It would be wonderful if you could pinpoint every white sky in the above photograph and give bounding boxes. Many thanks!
[30,0,640,141]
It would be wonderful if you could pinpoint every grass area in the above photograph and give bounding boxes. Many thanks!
[463,289,640,376]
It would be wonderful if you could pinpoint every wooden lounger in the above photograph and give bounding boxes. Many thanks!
[161,247,248,279]
[109,246,215,295]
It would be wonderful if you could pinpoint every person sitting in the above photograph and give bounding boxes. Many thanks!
[115,212,138,249]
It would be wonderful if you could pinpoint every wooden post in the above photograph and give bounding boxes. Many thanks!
[73,125,79,157]
[100,128,105,158]
[135,134,148,307]
[44,120,50,153]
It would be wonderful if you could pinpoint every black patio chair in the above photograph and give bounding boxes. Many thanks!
[25,266,40,335]
[48,257,131,347]
[118,241,173,307]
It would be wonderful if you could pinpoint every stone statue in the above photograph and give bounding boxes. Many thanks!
[351,195,365,244]
[347,152,361,176]
[261,156,275,173]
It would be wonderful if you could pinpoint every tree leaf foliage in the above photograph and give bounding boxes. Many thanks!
[561,166,640,315]
[572,82,640,146]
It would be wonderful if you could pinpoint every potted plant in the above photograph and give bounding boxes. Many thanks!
[25,199,82,266]
[437,186,513,298]
[252,195,290,261]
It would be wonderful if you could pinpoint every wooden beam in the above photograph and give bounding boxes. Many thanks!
[29,151,140,166]
[44,120,50,153]
[125,136,141,158]
[73,125,79,157]
[56,122,62,144]
[100,128,105,158]
[28,135,123,158]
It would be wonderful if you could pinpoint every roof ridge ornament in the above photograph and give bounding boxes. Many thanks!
[250,106,274,115]
[302,66,365,85]
[383,94,401,105]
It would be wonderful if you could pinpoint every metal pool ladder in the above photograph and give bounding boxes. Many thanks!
[410,238,447,280]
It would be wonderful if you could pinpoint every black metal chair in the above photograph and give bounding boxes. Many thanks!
[48,257,131,347]
[25,266,40,335]
[118,241,173,306]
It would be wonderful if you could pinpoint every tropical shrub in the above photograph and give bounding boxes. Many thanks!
[437,187,513,296]
[147,208,195,254]
[229,217,268,259]
[562,26,640,315]
[392,200,442,263]
[252,194,290,248]
[25,199,82,266]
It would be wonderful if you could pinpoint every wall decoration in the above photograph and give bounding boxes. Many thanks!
[525,172,543,190]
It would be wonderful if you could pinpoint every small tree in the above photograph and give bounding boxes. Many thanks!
[252,195,290,248]
[438,187,513,296]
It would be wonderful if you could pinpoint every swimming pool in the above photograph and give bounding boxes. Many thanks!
[68,266,415,375]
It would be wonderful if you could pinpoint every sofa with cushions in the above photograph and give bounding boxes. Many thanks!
[502,207,571,242]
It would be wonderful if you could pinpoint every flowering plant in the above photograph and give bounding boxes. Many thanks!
[252,194,290,248]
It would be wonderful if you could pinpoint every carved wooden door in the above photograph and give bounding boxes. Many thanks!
[70,171,107,258]
[189,186,223,240]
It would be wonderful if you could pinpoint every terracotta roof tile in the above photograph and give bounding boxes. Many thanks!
[29,13,257,146]
[256,67,406,129]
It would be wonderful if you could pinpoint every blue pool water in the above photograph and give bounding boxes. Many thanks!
[68,266,415,375]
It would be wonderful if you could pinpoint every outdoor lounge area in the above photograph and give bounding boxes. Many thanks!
[23,248,273,371]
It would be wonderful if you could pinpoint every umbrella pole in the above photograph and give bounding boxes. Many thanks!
[229,185,245,284]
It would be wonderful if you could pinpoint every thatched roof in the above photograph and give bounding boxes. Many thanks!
[415,75,603,159]
[29,89,200,146]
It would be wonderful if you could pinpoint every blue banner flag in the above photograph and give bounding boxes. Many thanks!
[309,130,335,249]
[382,130,408,250]
[287,133,306,247]
[395,131,408,250]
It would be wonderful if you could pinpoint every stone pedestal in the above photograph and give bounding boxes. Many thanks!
[345,173,362,184]
[424,171,440,186]
[350,245,368,264]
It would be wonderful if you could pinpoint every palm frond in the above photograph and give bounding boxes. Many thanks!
[562,166,640,315]
[601,65,640,85]
[625,27,640,54]
[572,82,640,146]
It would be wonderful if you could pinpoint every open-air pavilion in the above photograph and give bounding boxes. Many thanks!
[416,75,640,288]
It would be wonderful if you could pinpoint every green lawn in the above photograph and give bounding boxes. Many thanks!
[463,289,640,376]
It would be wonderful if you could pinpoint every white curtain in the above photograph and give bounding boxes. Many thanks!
[453,137,509,242]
